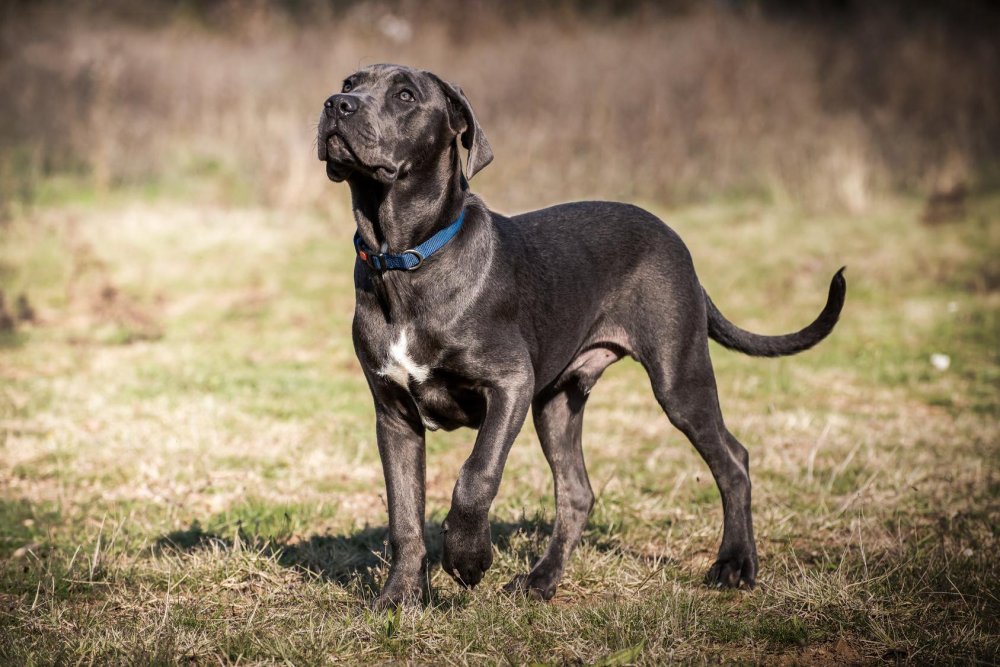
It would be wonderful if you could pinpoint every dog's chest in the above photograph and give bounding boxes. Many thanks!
[377,328,431,388]
[365,324,482,431]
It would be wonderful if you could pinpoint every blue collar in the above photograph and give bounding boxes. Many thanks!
[354,209,465,272]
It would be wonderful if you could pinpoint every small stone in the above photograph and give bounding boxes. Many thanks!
[12,543,41,559]
[930,353,950,371]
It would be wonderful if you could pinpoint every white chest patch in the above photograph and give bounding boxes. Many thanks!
[379,329,431,388]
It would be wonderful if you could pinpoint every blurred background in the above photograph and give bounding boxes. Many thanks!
[2,0,998,216]
[1,2,999,662]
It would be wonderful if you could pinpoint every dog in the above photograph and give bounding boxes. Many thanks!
[316,64,846,608]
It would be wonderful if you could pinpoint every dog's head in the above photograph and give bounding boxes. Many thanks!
[317,64,492,185]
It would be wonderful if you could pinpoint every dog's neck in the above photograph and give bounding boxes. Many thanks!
[349,143,466,254]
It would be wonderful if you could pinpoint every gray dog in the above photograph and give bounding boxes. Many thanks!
[316,64,845,608]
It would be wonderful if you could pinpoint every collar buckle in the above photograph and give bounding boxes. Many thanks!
[357,247,386,271]
[368,252,387,272]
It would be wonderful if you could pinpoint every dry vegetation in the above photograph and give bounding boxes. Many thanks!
[2,1,999,213]
[1,1,998,664]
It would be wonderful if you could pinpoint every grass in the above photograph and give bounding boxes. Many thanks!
[0,187,998,664]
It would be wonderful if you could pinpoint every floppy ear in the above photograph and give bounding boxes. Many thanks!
[430,75,494,180]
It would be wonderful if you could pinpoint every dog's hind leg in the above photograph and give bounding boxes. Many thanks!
[505,384,592,600]
[641,336,758,589]
[505,346,621,600]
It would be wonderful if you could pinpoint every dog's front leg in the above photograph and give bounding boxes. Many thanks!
[442,374,533,588]
[372,405,427,610]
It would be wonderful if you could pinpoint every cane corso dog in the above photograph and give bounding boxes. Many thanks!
[316,64,845,608]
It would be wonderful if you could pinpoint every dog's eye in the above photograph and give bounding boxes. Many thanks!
[398,89,415,102]
[342,80,353,93]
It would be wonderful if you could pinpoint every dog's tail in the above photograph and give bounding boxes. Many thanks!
[704,268,846,357]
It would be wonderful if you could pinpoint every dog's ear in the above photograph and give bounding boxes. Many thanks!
[430,75,493,180]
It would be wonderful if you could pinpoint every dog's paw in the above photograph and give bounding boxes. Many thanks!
[441,513,493,588]
[705,546,758,589]
[503,572,558,601]
[370,582,423,611]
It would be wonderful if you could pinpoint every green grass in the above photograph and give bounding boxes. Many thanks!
[1,190,997,664]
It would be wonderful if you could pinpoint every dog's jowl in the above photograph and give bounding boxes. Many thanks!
[317,64,846,608]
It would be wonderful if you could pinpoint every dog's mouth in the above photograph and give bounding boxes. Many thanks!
[321,132,398,183]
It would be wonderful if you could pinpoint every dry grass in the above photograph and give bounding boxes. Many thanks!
[0,188,997,663]
[1,2,998,216]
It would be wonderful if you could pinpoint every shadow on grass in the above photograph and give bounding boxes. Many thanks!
[153,512,661,601]
[154,517,553,578]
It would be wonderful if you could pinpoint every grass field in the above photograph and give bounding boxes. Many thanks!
[1,187,997,664]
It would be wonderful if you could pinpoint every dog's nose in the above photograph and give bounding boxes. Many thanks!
[325,94,359,118]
